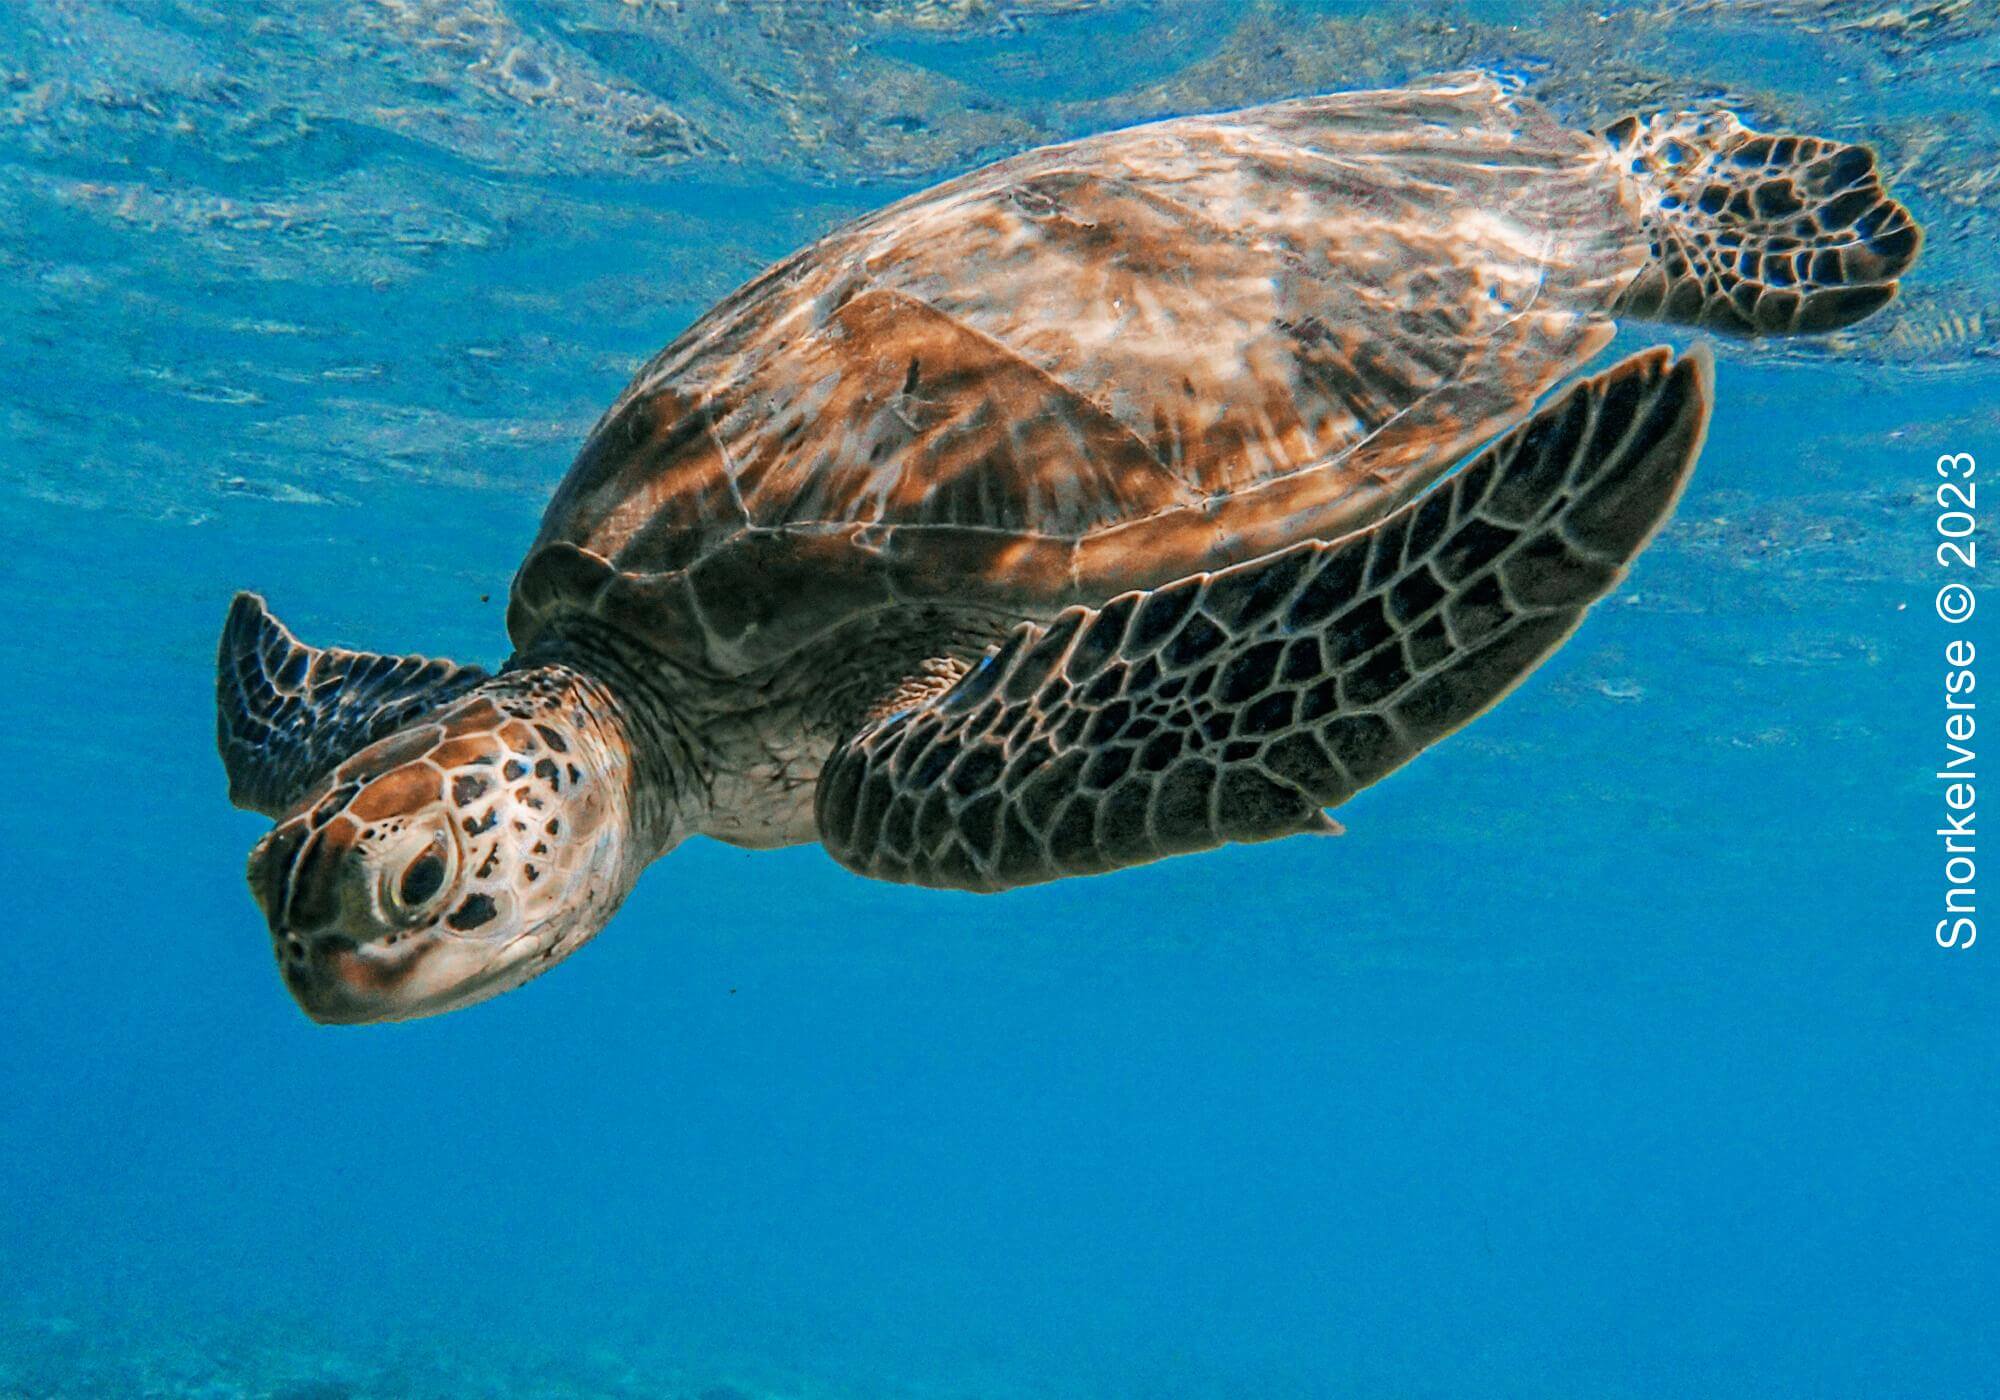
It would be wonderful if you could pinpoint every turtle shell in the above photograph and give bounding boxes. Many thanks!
[509,72,1647,676]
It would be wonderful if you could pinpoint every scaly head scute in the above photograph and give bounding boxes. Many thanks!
[248,672,641,1023]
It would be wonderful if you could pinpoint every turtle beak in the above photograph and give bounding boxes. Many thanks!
[265,924,557,1023]
[280,934,443,1025]
[284,931,548,1024]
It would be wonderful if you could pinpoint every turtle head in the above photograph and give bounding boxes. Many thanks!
[219,597,647,1024]
[242,679,647,1023]
[246,684,640,1023]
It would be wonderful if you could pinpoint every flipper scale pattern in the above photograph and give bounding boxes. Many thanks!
[818,346,1711,891]
[217,594,488,818]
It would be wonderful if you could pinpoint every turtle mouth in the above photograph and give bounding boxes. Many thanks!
[281,933,430,1024]
[278,926,539,1025]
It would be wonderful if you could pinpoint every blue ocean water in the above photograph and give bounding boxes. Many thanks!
[2,1,1996,1395]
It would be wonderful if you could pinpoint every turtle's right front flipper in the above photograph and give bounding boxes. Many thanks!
[216,593,488,817]
[817,345,1711,892]
[1610,109,1921,334]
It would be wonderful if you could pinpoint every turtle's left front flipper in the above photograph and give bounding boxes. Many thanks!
[216,593,488,817]
[817,345,1710,892]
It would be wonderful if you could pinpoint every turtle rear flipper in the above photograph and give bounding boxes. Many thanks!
[1609,110,1921,334]
[216,593,488,817]
[816,345,1711,892]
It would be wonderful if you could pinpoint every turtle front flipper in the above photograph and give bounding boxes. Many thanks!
[216,593,488,817]
[817,345,1711,892]
[1609,109,1922,334]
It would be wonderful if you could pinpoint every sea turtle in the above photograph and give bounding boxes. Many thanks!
[218,72,1920,1022]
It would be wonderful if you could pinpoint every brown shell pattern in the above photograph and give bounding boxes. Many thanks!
[510,72,1649,674]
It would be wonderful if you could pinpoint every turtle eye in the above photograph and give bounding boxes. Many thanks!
[399,853,447,908]
[384,831,457,921]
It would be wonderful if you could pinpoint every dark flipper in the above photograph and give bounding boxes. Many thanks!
[216,593,487,817]
[1608,110,1921,334]
[817,346,1711,892]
